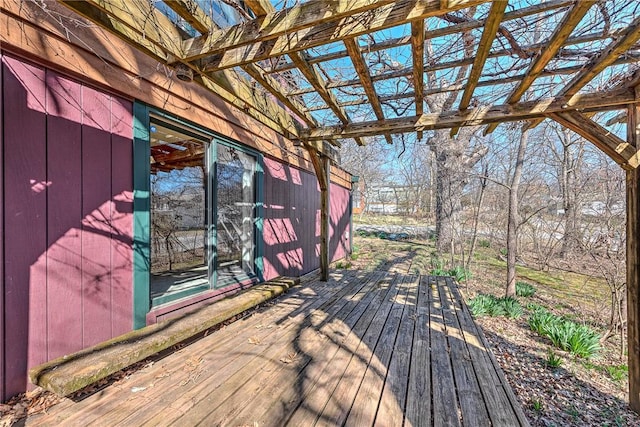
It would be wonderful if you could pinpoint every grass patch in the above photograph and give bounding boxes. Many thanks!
[545,350,563,369]
[528,307,600,358]
[606,364,628,383]
[516,281,536,297]
[469,294,523,319]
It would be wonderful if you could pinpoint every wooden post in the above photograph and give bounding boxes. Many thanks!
[307,146,331,281]
[321,156,331,281]
[628,86,640,412]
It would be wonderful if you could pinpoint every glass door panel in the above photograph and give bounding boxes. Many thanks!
[215,143,256,285]
[149,120,210,303]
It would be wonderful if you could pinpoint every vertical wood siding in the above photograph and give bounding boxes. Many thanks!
[1,55,134,400]
[0,52,5,401]
[330,183,351,262]
[263,158,351,280]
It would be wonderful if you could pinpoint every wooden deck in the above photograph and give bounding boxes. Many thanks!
[29,268,529,427]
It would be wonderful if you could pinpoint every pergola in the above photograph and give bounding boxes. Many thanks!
[57,0,640,411]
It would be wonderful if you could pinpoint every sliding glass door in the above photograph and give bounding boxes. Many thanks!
[147,114,258,306]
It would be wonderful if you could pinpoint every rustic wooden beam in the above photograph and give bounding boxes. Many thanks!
[62,0,185,55]
[302,140,339,162]
[192,0,490,71]
[301,88,636,141]
[307,148,331,281]
[164,0,212,34]
[244,0,275,17]
[59,0,305,139]
[320,55,640,113]
[550,110,639,169]
[58,0,173,60]
[266,0,577,75]
[484,1,593,135]
[457,0,506,111]
[289,52,347,124]
[162,1,315,131]
[527,15,640,130]
[628,85,640,412]
[241,64,318,128]
[183,0,398,61]
[303,55,640,110]
[343,38,392,144]
[290,51,364,145]
[450,0,506,138]
[411,19,425,139]
[607,111,627,126]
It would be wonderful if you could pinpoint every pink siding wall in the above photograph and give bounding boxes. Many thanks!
[330,183,351,262]
[1,55,134,400]
[263,158,351,280]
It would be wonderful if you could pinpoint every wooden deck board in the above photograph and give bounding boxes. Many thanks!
[27,270,529,427]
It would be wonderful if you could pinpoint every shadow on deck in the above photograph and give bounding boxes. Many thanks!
[28,259,529,426]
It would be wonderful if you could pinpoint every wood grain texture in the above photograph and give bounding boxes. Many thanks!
[194,0,489,70]
[303,89,636,141]
[28,270,528,426]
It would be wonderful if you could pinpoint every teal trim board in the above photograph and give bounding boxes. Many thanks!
[132,102,151,329]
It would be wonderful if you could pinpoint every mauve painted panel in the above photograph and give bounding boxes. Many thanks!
[0,51,4,401]
[330,183,350,262]
[45,71,83,360]
[81,86,113,347]
[263,158,348,278]
[110,97,133,335]
[2,56,48,396]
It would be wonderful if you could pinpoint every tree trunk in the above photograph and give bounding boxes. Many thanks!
[506,128,529,297]
[466,164,488,270]
[434,141,464,254]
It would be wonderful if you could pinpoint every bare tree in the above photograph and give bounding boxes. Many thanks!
[506,125,530,297]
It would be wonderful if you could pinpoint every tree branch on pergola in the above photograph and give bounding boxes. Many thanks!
[484,1,595,135]
[526,14,640,131]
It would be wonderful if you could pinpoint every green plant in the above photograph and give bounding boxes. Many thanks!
[500,296,522,318]
[469,294,522,319]
[545,350,563,369]
[350,252,359,261]
[528,310,600,358]
[531,399,543,413]
[606,364,628,383]
[516,281,536,297]
[449,265,472,282]
[499,248,508,256]
[526,302,546,312]
[469,294,495,317]
[478,239,491,248]
[336,262,344,269]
